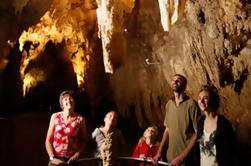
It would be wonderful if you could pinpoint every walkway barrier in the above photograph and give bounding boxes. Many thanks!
[119,157,169,165]
[76,156,169,165]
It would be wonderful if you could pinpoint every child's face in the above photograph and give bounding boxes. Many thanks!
[144,127,157,139]
[104,112,118,127]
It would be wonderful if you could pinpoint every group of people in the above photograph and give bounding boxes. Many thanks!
[45,74,236,166]
[45,90,124,166]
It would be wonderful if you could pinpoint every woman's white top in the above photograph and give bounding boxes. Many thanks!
[200,129,218,166]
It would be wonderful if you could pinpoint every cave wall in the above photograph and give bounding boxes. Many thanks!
[156,0,251,145]
[108,0,251,148]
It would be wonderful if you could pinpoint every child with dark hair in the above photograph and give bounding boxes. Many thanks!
[92,111,125,166]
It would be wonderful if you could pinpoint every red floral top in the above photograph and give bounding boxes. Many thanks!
[132,140,159,166]
[52,113,83,158]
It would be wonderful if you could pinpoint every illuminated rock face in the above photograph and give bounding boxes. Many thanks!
[158,0,186,31]
[17,0,97,95]
[96,0,134,73]
[155,0,251,146]
[109,0,251,148]
[0,0,251,153]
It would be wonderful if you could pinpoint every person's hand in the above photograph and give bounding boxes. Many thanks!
[51,158,65,165]
[67,152,80,164]
[139,154,146,159]
[170,153,185,166]
[153,152,161,165]
[147,157,155,165]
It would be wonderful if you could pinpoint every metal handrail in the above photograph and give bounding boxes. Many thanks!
[119,157,168,165]
[76,156,169,165]
[76,157,98,162]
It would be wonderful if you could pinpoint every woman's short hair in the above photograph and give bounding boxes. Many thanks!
[199,84,220,110]
[59,90,75,109]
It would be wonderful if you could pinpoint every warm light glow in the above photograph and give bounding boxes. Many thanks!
[158,0,186,31]
[23,70,45,96]
[71,48,88,89]
[18,0,96,96]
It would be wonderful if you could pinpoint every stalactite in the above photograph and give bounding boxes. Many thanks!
[158,0,186,31]
[96,0,134,73]
[17,0,96,96]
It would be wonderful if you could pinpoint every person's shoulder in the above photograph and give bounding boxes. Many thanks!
[138,137,145,145]
[186,96,196,103]
[114,128,125,139]
[218,114,233,127]
[51,112,61,118]
[165,98,175,107]
[92,127,101,135]
[167,97,175,103]
[198,115,206,124]
[75,113,84,121]
[217,114,235,137]
[92,128,100,138]
[114,128,123,134]
[186,97,199,106]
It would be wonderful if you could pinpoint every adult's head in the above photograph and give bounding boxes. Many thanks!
[59,90,76,110]
[171,74,187,93]
[104,110,118,128]
[198,84,220,112]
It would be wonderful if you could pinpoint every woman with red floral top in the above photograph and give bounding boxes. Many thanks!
[45,90,87,166]
[132,125,159,166]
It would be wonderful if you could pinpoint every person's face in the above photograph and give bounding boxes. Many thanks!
[144,127,157,139]
[171,75,185,92]
[104,112,118,127]
[61,95,75,110]
[198,90,210,111]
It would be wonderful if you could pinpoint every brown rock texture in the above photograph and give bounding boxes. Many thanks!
[106,1,251,158]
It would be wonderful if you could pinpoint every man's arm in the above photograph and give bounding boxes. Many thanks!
[170,132,197,166]
[153,127,169,163]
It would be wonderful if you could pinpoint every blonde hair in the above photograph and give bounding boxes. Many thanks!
[140,125,159,144]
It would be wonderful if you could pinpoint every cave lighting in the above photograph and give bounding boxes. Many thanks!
[23,70,45,96]
[18,0,91,96]
[158,0,186,31]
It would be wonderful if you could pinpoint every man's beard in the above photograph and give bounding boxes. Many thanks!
[172,85,184,93]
